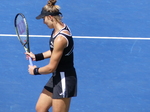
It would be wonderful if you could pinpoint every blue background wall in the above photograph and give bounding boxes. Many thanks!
[1,0,150,37]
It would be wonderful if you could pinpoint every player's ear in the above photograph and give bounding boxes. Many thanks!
[48,15,54,22]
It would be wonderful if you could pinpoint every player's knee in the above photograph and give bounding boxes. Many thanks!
[35,104,49,112]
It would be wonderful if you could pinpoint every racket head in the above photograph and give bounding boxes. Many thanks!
[14,13,30,52]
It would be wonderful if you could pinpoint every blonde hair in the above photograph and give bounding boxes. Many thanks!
[44,0,62,22]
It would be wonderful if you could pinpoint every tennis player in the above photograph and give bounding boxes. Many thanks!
[26,0,77,112]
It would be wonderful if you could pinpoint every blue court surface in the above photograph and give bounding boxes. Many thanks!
[0,0,150,112]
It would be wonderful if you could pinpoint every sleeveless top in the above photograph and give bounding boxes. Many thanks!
[49,25,74,70]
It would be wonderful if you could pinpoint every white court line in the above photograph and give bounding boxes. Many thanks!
[0,34,150,40]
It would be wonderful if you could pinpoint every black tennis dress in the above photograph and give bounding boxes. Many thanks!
[44,24,77,99]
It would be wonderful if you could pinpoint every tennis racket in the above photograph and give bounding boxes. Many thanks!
[14,13,33,66]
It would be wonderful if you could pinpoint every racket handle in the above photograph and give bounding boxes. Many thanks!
[29,57,33,66]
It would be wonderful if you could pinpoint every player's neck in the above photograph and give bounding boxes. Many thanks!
[53,22,65,34]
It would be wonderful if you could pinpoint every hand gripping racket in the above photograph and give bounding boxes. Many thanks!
[14,13,33,66]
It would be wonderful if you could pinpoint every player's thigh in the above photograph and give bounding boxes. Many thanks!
[52,98,71,112]
[36,88,53,110]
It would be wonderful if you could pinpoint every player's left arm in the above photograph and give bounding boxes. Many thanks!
[28,35,67,75]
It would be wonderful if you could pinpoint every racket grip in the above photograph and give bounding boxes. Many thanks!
[29,57,33,66]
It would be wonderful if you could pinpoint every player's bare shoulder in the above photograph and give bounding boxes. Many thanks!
[54,35,67,49]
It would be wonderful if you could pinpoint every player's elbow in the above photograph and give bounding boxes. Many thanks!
[48,68,55,73]
[47,65,56,73]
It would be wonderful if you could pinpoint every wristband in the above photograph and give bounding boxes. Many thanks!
[34,67,41,75]
[35,53,44,61]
